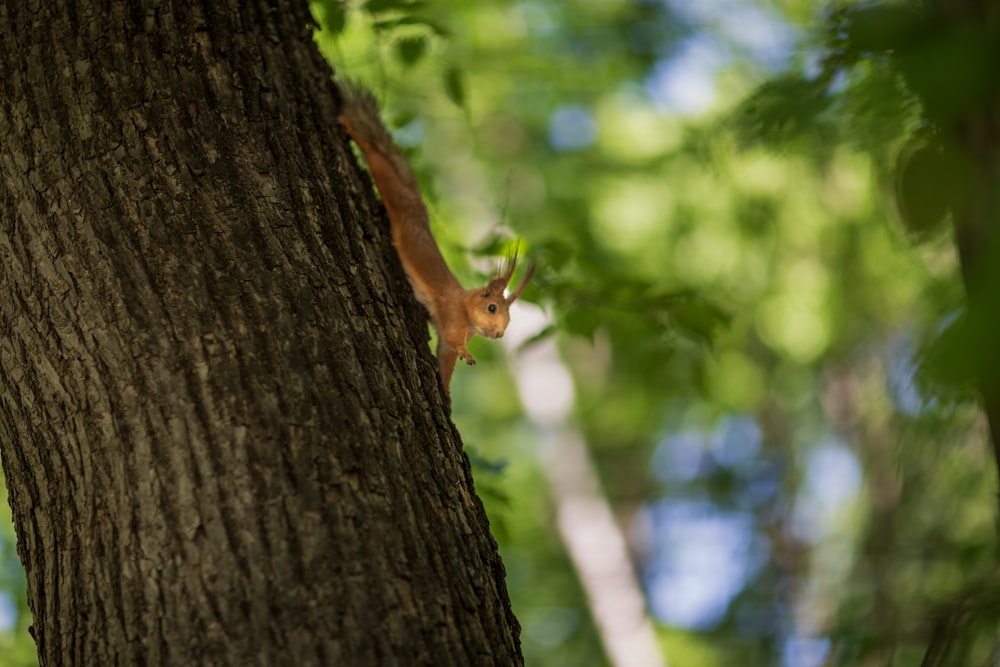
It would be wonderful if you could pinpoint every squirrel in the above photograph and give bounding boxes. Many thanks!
[338,82,534,400]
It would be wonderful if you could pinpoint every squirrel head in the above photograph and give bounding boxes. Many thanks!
[465,249,535,340]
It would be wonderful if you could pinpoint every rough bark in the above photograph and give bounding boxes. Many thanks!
[0,1,522,665]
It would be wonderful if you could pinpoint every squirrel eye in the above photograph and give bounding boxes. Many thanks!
[487,303,498,314]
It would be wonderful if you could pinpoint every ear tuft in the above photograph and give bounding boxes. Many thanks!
[505,259,535,304]
[497,245,521,285]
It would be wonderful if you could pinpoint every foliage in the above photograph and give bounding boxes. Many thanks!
[316,1,1000,665]
[0,480,33,667]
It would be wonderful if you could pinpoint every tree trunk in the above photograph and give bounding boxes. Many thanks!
[0,1,522,665]
[915,1,1000,664]
[928,0,1000,498]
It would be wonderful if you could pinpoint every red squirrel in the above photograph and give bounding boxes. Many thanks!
[338,82,534,399]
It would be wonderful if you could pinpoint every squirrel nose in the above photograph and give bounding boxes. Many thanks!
[495,330,504,339]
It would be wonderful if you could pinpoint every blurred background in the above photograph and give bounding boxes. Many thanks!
[3,1,998,665]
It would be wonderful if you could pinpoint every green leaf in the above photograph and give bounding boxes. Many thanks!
[395,35,428,66]
[894,138,969,239]
[918,309,993,404]
[665,294,730,346]
[531,238,573,272]
[443,66,466,109]
[316,0,346,35]
[731,74,832,147]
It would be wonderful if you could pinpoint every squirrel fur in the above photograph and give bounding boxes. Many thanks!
[338,82,534,399]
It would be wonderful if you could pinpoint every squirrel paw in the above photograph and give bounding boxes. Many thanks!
[458,350,477,366]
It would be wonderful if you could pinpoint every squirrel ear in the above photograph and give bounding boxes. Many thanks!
[506,260,536,304]
[484,278,506,296]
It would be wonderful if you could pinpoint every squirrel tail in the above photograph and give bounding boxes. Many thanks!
[338,81,417,187]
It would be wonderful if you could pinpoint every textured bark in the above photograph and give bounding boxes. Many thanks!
[0,1,522,665]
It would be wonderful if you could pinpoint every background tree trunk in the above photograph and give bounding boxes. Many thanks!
[0,1,522,665]
[927,0,1000,495]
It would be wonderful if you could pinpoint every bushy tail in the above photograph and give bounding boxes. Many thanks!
[338,81,416,187]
